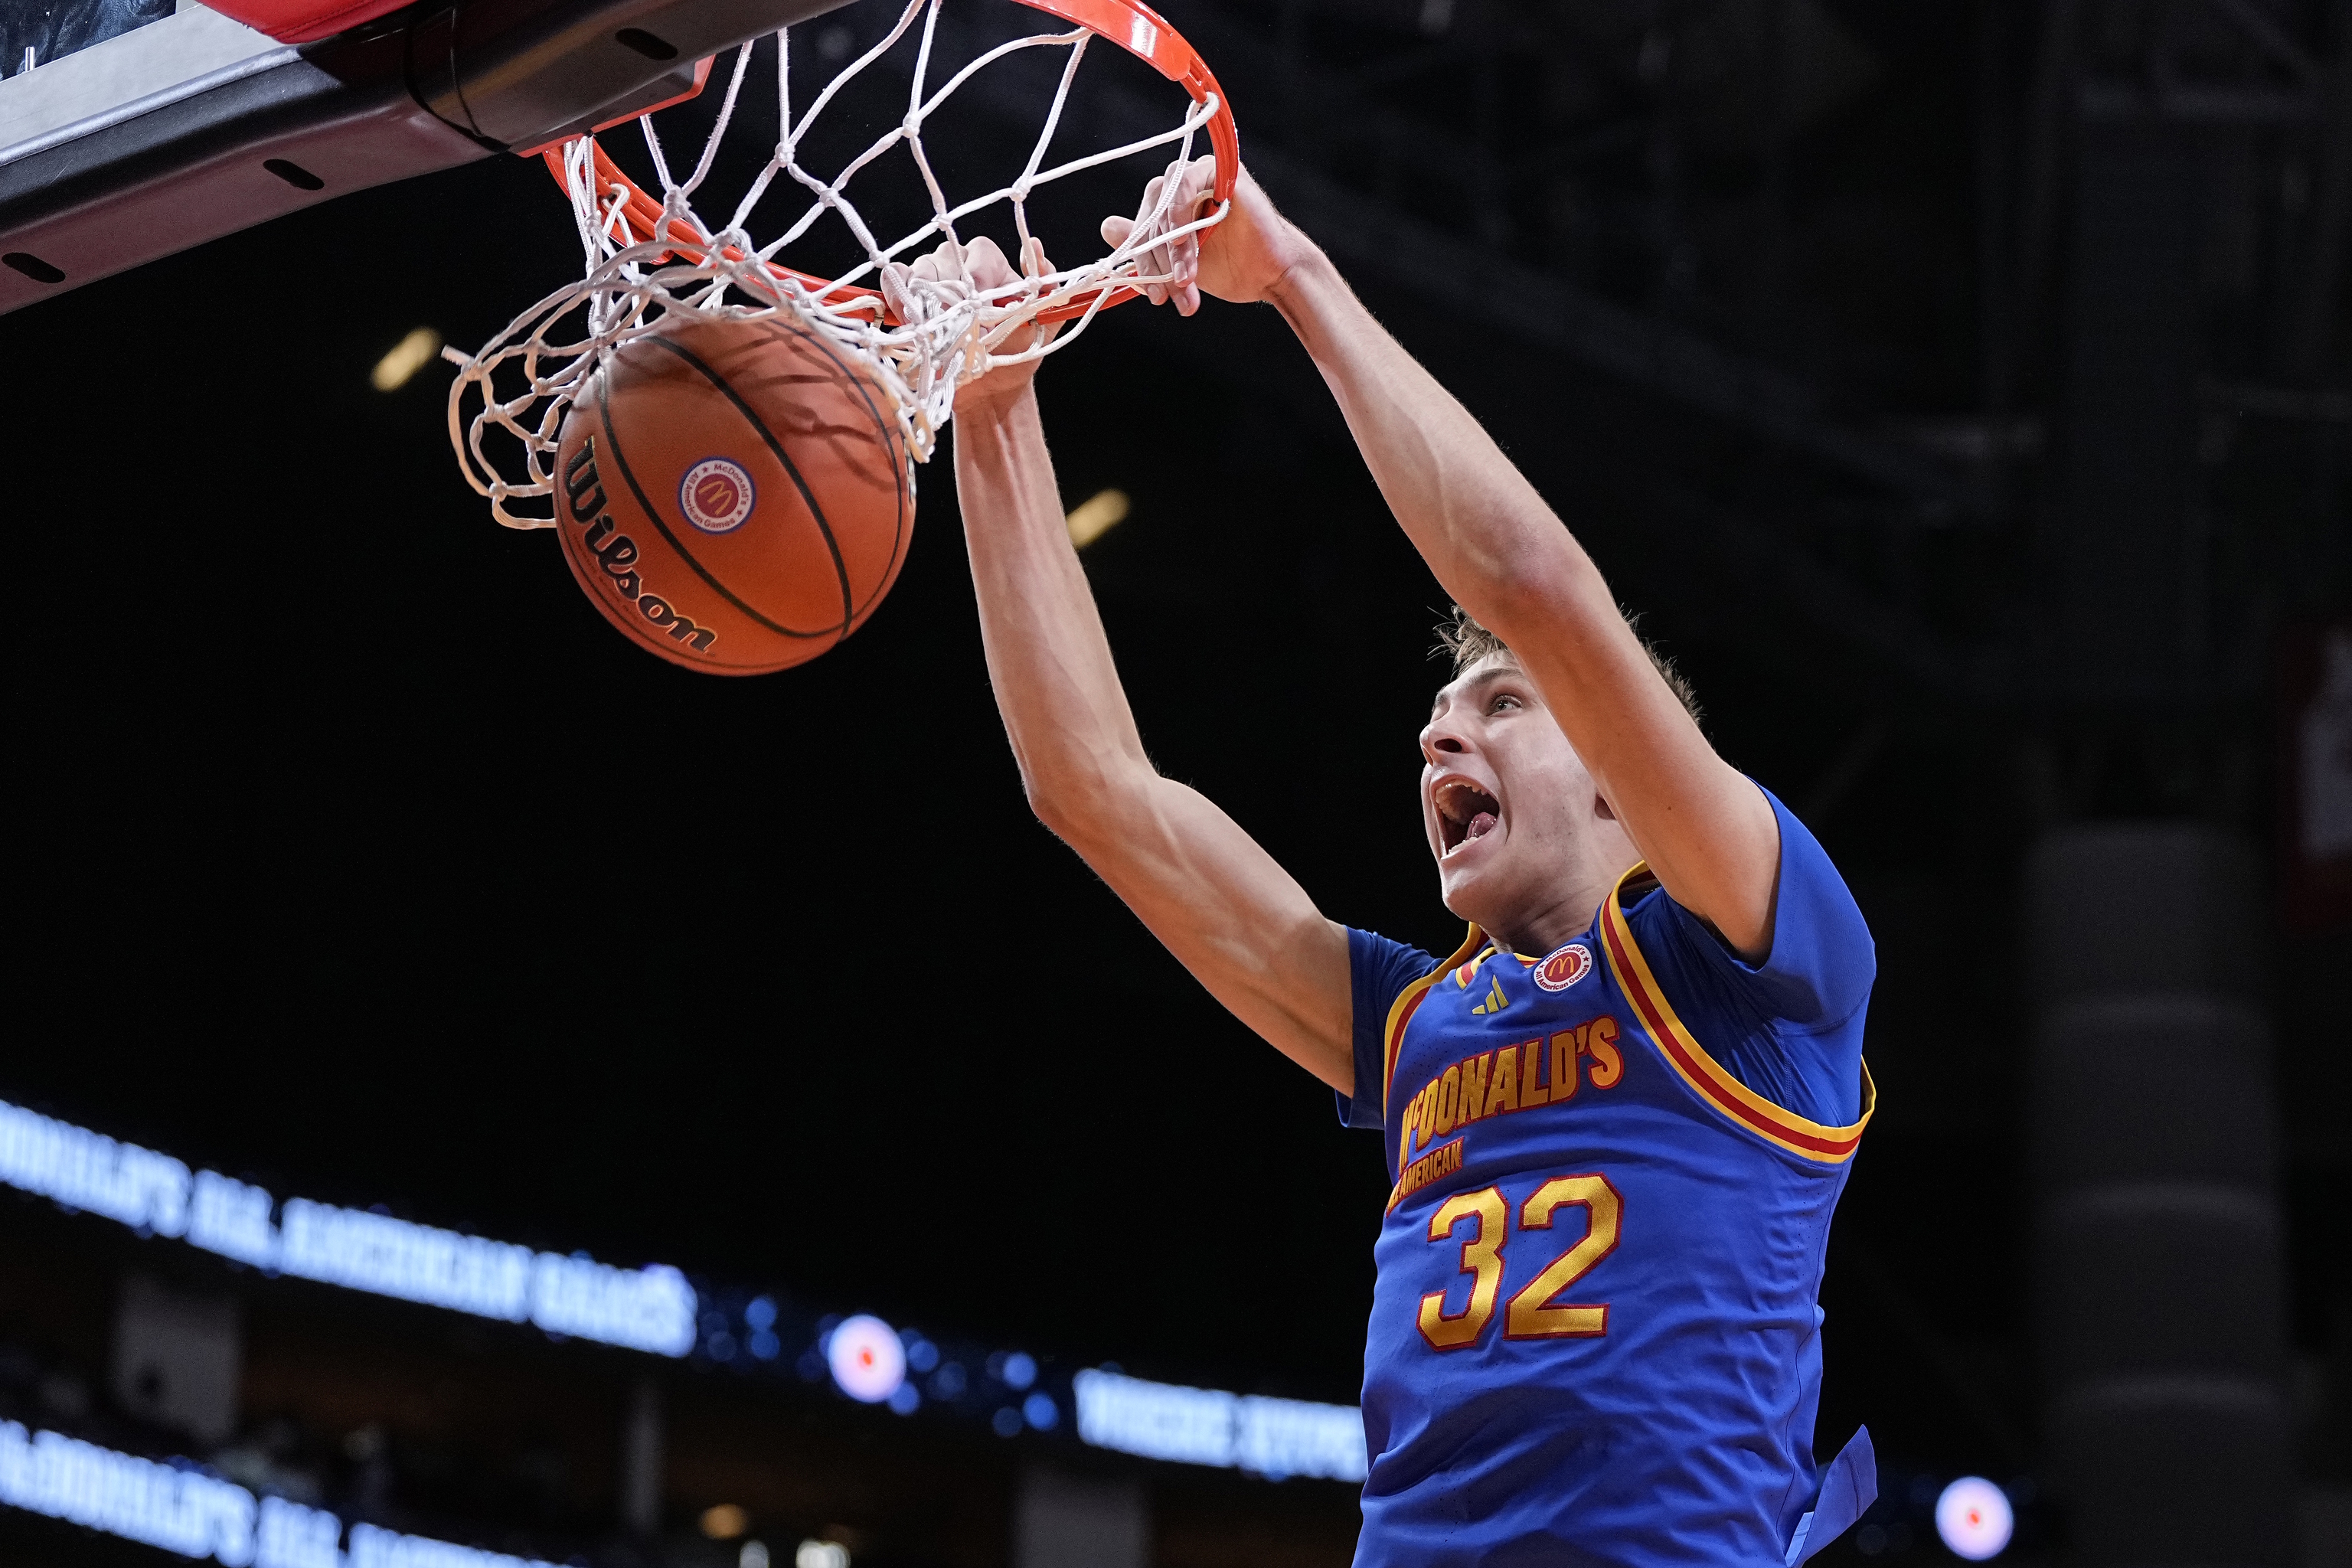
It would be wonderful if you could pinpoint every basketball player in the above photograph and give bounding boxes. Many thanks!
[924,162,1878,1564]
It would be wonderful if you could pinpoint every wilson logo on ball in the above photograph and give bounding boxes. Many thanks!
[1533,942,1592,991]
[552,315,914,675]
[562,439,719,655]
[680,458,756,534]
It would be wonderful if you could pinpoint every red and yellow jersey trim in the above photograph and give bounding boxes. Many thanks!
[1380,926,1487,1116]
[1597,864,1873,1165]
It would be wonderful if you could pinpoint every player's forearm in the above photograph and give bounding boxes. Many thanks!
[952,386,1158,831]
[1262,251,1603,631]
[1259,253,1638,781]
[1263,250,1779,946]
[952,387,1355,1082]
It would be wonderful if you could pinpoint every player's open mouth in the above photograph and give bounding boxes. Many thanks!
[1435,778,1502,859]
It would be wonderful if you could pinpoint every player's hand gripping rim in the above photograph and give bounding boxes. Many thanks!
[1101,156,1318,313]
[880,234,1064,410]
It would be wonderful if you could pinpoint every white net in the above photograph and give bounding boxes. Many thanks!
[446,0,1230,531]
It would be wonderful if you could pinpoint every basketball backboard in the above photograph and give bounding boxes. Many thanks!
[0,0,854,314]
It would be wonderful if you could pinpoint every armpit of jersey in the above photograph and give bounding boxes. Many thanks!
[1344,927,1442,1129]
[1600,864,1874,1165]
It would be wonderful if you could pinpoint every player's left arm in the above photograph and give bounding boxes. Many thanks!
[1329,312,1780,956]
[1119,161,1779,956]
[1369,381,1779,958]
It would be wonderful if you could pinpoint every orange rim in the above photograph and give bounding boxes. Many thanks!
[541,0,1239,328]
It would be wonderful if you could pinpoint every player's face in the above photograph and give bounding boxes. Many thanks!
[1419,655,1607,939]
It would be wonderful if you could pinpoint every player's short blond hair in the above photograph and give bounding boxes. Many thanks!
[1435,606,1704,729]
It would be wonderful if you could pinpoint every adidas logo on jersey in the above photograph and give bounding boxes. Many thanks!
[1470,974,1508,1015]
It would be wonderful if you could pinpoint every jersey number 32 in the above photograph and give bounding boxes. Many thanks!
[1417,1174,1622,1351]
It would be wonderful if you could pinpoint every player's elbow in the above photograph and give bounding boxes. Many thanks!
[1023,773,1083,841]
[1018,753,1147,851]
[1027,785,1116,863]
[1021,752,1157,860]
[1478,543,1603,629]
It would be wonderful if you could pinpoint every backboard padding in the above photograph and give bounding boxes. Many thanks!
[0,0,856,314]
[4,6,292,164]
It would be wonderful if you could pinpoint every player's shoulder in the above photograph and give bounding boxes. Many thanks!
[1344,926,1462,1130]
[1760,787,1872,938]
[1614,786,1874,1030]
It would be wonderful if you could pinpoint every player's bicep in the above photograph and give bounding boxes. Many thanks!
[1053,776,1355,1093]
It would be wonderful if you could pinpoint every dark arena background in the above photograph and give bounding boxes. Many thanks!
[2,1,2348,1566]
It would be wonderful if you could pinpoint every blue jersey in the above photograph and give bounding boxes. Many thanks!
[1340,791,1877,1566]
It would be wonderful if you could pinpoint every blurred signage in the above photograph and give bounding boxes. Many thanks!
[0,1098,1371,1481]
[0,1100,695,1357]
[1073,1370,1367,1481]
[0,1422,560,1568]
[0,1421,252,1563]
[259,1497,557,1568]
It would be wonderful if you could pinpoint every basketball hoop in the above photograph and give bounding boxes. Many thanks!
[448,0,1237,531]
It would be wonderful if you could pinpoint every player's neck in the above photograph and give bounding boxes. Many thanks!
[1482,865,1619,960]
[1479,822,1641,956]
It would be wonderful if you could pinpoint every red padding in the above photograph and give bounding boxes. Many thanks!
[199,0,416,44]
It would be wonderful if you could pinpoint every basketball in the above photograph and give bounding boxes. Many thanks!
[551,311,914,675]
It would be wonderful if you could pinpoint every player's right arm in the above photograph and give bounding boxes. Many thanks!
[941,245,1354,1094]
